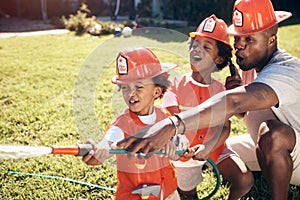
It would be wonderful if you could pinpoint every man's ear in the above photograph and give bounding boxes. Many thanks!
[269,34,277,46]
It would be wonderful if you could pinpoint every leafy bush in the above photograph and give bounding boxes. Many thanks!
[61,3,90,34]
[61,3,124,36]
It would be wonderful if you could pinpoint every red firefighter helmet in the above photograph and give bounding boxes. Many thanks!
[189,14,232,48]
[112,47,177,84]
[228,0,292,35]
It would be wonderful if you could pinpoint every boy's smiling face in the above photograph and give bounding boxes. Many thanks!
[120,79,162,116]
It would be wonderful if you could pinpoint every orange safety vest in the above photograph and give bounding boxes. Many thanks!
[169,75,226,162]
[108,108,178,200]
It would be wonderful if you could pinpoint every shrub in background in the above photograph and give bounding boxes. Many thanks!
[61,3,90,34]
[61,3,125,36]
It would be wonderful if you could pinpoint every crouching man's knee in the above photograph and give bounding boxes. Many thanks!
[257,119,296,156]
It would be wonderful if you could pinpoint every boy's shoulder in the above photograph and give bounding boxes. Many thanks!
[154,106,171,118]
[211,78,224,85]
[210,78,226,94]
[109,109,131,125]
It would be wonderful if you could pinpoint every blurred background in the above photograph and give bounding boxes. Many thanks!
[1,0,300,26]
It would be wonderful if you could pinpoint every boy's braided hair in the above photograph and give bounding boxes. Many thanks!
[216,40,233,71]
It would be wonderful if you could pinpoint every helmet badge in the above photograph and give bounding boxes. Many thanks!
[203,17,216,33]
[233,9,243,27]
[117,55,128,75]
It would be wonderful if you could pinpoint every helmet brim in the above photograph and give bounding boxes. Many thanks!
[189,32,233,50]
[228,11,292,36]
[111,63,177,84]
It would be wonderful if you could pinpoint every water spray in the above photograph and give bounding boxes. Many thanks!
[0,144,93,160]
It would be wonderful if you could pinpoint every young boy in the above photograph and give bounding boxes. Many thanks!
[83,47,182,200]
[162,15,253,200]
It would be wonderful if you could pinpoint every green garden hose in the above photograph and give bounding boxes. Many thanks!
[202,158,221,200]
[0,169,116,192]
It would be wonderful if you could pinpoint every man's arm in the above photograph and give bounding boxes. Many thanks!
[117,82,279,154]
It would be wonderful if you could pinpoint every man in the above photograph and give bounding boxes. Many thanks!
[116,0,300,199]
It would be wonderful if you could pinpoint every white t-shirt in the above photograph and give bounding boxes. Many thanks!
[254,49,300,134]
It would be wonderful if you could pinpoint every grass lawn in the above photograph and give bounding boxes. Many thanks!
[0,24,300,199]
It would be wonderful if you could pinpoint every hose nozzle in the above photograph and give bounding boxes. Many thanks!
[51,144,93,156]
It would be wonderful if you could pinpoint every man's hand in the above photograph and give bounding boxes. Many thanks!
[225,65,242,90]
[225,68,247,118]
[116,118,175,156]
[225,75,242,90]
